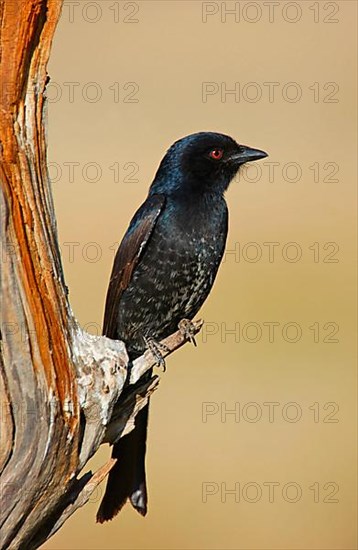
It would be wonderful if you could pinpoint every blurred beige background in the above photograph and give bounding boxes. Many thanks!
[44,1,356,549]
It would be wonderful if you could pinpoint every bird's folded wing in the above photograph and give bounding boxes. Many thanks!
[103,193,166,338]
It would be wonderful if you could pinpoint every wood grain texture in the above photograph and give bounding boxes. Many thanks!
[0,2,203,548]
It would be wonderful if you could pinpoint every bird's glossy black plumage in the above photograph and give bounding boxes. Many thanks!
[96,132,267,522]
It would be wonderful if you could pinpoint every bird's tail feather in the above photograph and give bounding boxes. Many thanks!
[96,403,149,522]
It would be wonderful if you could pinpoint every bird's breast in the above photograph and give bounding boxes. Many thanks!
[116,195,228,352]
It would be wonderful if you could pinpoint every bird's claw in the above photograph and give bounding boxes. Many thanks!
[143,336,168,371]
[178,319,197,347]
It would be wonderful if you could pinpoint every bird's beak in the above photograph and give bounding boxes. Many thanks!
[229,145,268,165]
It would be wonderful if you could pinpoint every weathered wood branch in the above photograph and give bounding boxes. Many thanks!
[0,1,203,548]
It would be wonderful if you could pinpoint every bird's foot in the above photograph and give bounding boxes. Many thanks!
[143,336,169,372]
[178,318,197,347]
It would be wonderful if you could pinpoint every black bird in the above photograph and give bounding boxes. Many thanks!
[96,132,267,522]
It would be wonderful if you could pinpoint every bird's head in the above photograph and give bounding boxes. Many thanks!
[150,132,268,196]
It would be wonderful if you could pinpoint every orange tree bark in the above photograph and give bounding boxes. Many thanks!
[0,1,202,548]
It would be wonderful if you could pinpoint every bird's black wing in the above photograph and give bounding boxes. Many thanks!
[103,193,166,338]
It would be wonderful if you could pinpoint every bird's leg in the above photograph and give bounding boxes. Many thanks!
[143,335,169,372]
[178,318,197,347]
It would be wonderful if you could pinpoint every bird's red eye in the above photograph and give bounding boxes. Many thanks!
[209,149,224,160]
